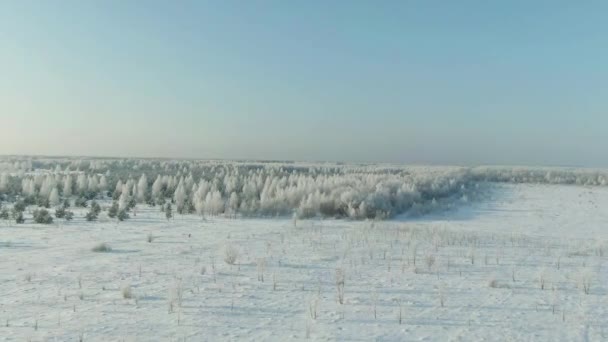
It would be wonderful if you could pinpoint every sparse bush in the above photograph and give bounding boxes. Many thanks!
[91,243,112,252]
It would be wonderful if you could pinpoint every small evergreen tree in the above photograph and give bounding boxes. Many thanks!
[23,196,36,206]
[75,197,88,208]
[165,203,173,220]
[33,208,53,224]
[145,192,155,207]
[64,211,74,221]
[37,196,50,208]
[127,197,137,211]
[55,206,66,219]
[117,209,129,221]
[14,211,25,224]
[90,201,101,215]
[108,202,119,218]
[0,208,9,223]
[13,201,26,212]
[85,211,97,221]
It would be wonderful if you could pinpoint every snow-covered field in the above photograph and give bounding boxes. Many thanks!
[1,183,607,341]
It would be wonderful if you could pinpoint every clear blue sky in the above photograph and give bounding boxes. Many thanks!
[1,1,606,166]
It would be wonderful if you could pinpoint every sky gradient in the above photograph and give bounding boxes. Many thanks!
[1,1,607,166]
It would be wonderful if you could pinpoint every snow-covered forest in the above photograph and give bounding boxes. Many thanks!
[2,157,608,224]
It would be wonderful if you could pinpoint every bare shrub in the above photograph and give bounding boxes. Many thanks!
[372,290,379,320]
[335,268,345,305]
[580,272,592,295]
[170,281,184,307]
[438,284,446,307]
[147,233,154,243]
[425,253,436,270]
[256,258,266,282]
[308,297,319,320]
[122,285,133,299]
[468,248,475,265]
[305,318,312,339]
[393,298,403,324]
[223,244,239,266]
[539,272,546,290]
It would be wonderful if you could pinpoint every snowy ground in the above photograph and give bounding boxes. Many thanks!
[1,183,607,341]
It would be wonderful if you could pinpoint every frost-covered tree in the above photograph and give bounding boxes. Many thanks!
[22,178,36,197]
[88,175,98,192]
[38,175,57,198]
[118,185,130,211]
[152,175,163,199]
[228,192,239,218]
[49,188,60,207]
[98,175,108,192]
[174,180,187,214]
[193,186,205,218]
[0,173,8,192]
[63,175,72,197]
[205,190,224,216]
[111,180,122,200]
[77,174,87,193]
[137,174,148,203]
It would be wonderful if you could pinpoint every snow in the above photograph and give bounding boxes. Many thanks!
[1,183,607,341]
